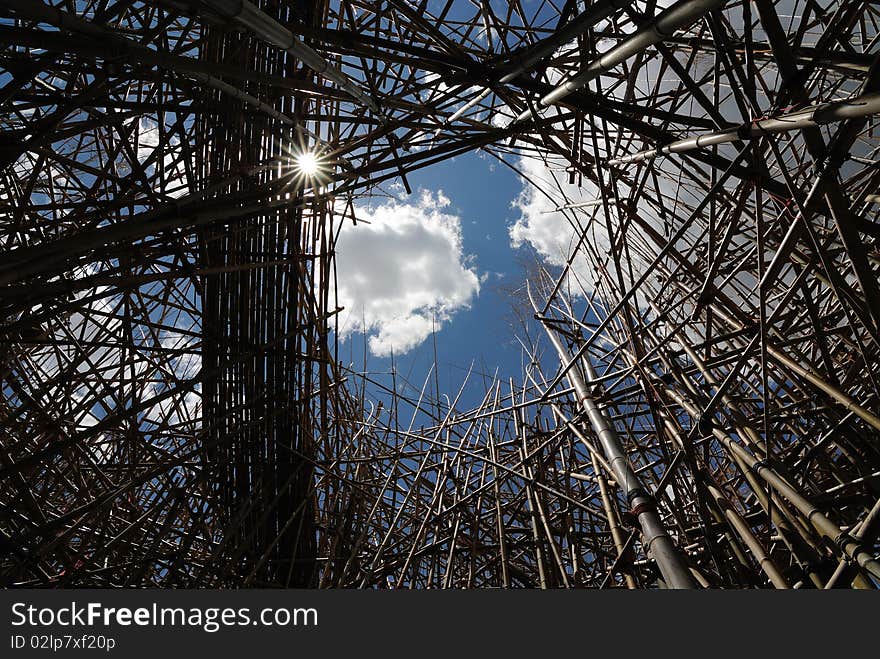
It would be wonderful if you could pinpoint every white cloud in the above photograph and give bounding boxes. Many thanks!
[137,117,160,162]
[490,107,513,128]
[508,154,607,292]
[134,117,189,198]
[507,151,688,296]
[336,190,480,357]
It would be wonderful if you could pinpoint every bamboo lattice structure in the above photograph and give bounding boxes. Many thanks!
[2,0,880,588]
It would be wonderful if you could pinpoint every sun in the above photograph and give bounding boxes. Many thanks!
[295,151,319,176]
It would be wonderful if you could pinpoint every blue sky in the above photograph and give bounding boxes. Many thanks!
[337,148,532,411]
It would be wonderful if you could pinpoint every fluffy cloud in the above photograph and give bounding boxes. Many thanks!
[135,117,189,198]
[335,190,480,357]
[508,154,608,292]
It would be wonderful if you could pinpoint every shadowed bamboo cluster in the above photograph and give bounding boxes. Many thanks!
[2,0,880,588]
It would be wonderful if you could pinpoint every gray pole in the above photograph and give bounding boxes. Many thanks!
[510,0,725,125]
[529,287,696,589]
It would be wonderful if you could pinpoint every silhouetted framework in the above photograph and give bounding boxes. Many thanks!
[2,0,880,588]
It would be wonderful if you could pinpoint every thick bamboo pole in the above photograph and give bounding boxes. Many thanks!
[530,287,696,588]
[608,91,880,165]
[511,0,725,125]
[659,386,880,581]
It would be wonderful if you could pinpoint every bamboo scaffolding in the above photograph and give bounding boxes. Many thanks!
[2,0,879,590]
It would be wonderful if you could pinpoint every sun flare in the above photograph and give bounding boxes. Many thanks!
[295,151,319,176]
